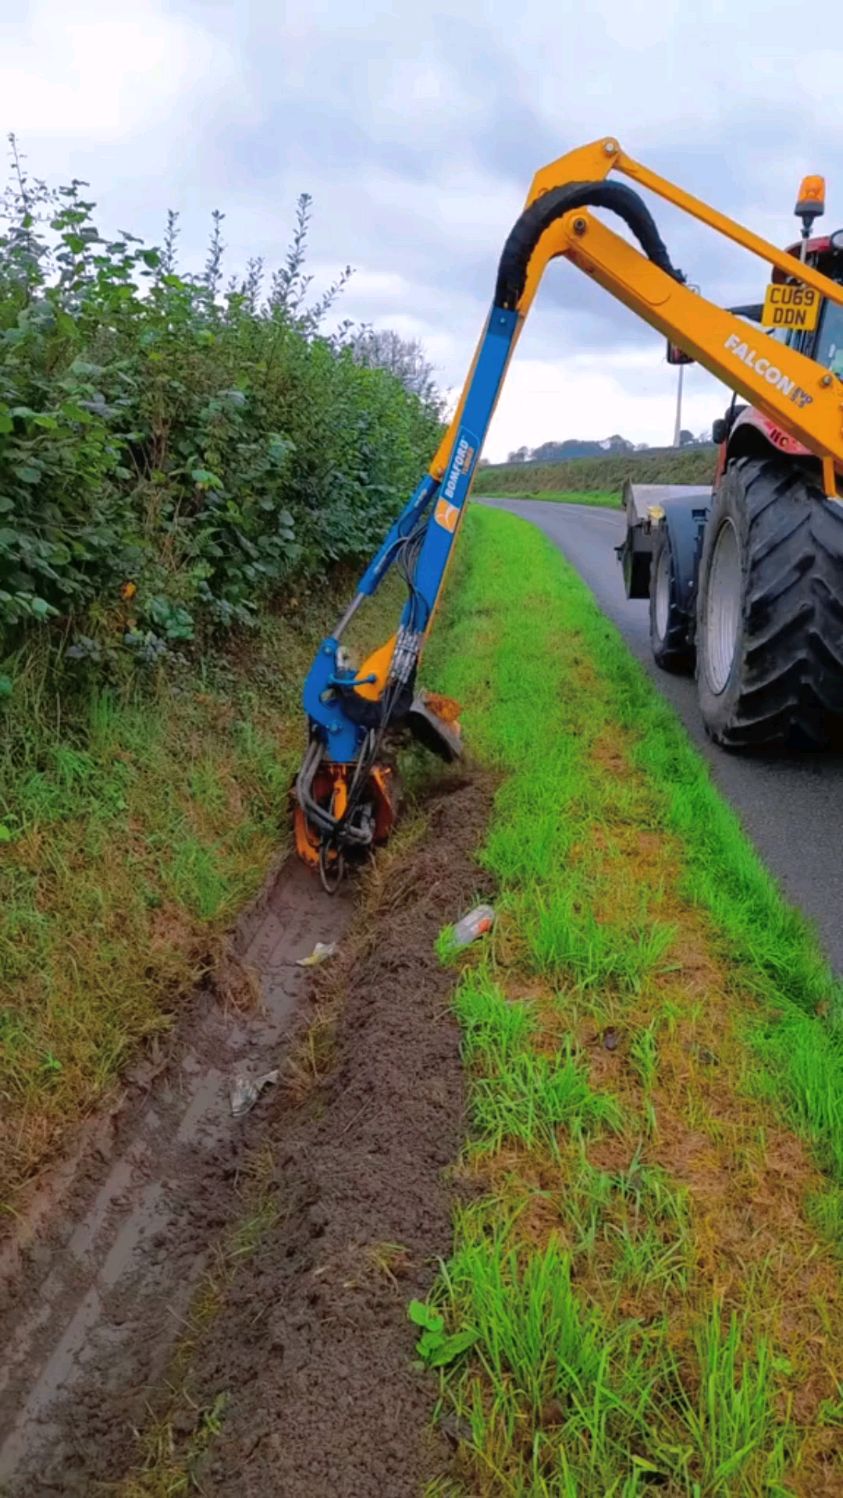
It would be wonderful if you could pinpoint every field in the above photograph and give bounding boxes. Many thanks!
[474,445,717,497]
[5,505,842,1494]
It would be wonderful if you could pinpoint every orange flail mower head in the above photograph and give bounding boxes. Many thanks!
[293,761,398,871]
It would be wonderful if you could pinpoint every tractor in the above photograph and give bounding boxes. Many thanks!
[294,142,843,882]
[622,174,843,747]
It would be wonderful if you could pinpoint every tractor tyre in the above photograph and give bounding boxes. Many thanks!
[695,455,843,749]
[649,522,693,673]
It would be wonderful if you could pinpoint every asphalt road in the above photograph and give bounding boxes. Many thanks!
[484,498,843,975]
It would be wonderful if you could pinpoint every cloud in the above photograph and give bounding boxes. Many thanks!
[488,352,726,461]
[3,0,843,463]
[2,2,241,143]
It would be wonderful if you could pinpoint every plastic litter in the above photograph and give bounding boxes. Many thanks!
[295,941,338,968]
[230,1068,279,1117]
[452,903,495,948]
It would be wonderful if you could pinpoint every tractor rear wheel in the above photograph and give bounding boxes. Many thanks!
[649,522,693,672]
[695,455,843,748]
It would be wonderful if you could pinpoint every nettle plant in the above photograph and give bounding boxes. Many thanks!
[0,138,441,673]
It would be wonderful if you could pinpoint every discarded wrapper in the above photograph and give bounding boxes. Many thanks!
[295,941,338,968]
[230,1068,279,1117]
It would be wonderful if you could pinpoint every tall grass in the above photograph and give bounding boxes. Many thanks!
[0,575,402,1209]
[456,974,622,1152]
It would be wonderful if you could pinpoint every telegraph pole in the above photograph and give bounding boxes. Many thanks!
[672,361,684,447]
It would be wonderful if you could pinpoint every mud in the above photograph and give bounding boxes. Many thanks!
[0,859,354,1494]
[166,776,495,1497]
[0,776,494,1497]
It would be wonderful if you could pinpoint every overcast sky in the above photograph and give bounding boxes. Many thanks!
[3,1,842,460]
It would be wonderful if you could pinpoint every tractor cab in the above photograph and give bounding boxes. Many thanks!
[625,169,843,750]
[706,176,843,460]
[772,229,843,376]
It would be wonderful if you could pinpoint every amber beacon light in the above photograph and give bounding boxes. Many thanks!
[795,174,826,224]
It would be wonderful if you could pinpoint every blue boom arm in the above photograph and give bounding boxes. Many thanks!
[295,140,692,879]
[300,306,519,765]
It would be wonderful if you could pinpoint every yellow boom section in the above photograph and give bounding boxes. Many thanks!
[430,137,843,498]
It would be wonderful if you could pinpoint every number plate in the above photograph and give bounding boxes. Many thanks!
[762,281,820,332]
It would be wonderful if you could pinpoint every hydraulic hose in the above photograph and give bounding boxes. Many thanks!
[494,179,685,311]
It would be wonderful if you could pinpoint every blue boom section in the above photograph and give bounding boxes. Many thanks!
[301,306,519,764]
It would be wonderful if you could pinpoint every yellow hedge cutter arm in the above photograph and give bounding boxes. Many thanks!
[295,137,843,887]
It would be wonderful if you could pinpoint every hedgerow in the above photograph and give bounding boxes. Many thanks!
[473,444,717,496]
[0,138,440,676]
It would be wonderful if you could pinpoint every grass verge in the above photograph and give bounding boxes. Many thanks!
[419,505,843,1495]
[0,576,400,1213]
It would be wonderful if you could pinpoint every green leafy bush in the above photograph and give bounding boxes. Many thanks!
[0,138,441,665]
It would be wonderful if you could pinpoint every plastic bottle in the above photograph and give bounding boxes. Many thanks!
[452,903,495,948]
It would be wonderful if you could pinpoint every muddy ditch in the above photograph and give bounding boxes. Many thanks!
[0,773,495,1497]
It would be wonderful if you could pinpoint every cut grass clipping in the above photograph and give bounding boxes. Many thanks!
[418,506,843,1495]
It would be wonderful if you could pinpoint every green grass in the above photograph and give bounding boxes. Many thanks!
[440,1230,666,1492]
[751,1012,843,1180]
[520,886,676,992]
[684,1306,790,1493]
[457,976,622,1153]
[438,506,843,1118]
[417,504,843,1493]
[431,1219,792,1495]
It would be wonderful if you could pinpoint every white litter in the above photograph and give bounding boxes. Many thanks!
[295,941,338,968]
[229,1068,279,1117]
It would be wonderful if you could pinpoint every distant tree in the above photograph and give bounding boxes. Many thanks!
[534,439,605,461]
[501,432,673,466]
[679,428,696,446]
[506,434,639,464]
[350,327,440,406]
[531,441,564,462]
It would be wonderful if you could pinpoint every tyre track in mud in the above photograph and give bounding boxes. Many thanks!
[0,860,355,1494]
[0,775,494,1497]
[173,776,495,1497]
